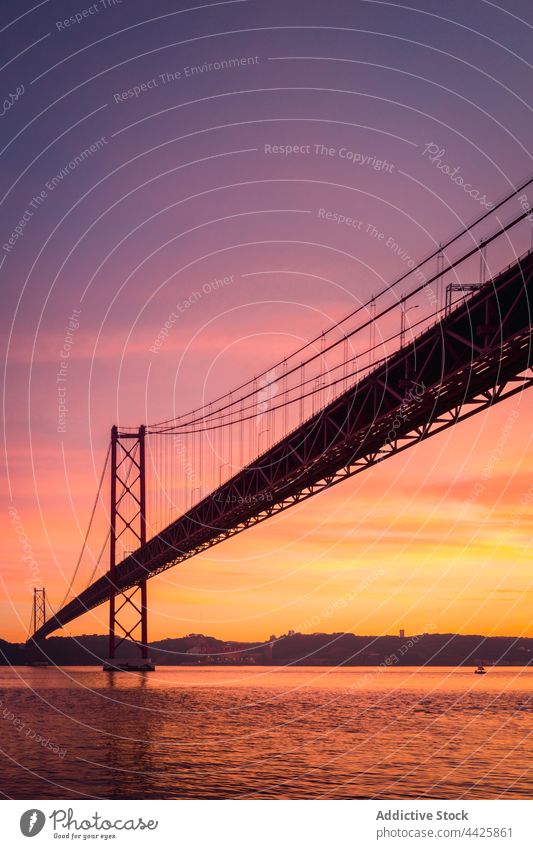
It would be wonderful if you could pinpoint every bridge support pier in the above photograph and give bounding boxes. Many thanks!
[104,425,154,672]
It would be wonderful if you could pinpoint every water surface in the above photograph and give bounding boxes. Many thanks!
[1,665,532,799]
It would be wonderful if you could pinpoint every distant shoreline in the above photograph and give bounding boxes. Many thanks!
[3,631,532,668]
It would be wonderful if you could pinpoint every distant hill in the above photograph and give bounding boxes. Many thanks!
[0,638,25,665]
[271,632,533,667]
[1,632,532,666]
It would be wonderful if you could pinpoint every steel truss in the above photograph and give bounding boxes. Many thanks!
[34,250,533,639]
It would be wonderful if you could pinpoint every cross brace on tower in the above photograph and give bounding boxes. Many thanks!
[104,425,154,671]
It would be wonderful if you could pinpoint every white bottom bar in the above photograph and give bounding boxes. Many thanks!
[4,800,532,848]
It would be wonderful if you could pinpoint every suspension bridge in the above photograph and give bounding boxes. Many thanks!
[29,177,533,669]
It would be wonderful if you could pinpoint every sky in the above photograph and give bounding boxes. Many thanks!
[1,0,533,644]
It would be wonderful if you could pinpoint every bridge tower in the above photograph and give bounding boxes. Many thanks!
[25,588,51,665]
[104,425,154,671]
[31,587,46,633]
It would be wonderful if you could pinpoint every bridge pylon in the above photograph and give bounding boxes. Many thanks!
[25,588,51,666]
[104,425,154,671]
[32,587,46,633]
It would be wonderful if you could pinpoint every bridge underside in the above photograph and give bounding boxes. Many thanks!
[34,250,533,640]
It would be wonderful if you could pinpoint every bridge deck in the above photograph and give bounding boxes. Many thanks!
[34,250,533,640]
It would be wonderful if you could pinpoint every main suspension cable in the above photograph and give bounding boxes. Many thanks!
[150,209,532,435]
[149,173,533,431]
[59,442,111,608]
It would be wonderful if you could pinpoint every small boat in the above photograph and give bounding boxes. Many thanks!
[474,664,487,675]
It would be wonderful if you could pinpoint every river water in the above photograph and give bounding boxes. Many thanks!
[1,665,532,799]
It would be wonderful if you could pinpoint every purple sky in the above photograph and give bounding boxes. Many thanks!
[2,0,533,641]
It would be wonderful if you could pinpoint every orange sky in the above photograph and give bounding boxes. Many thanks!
[3,388,533,643]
